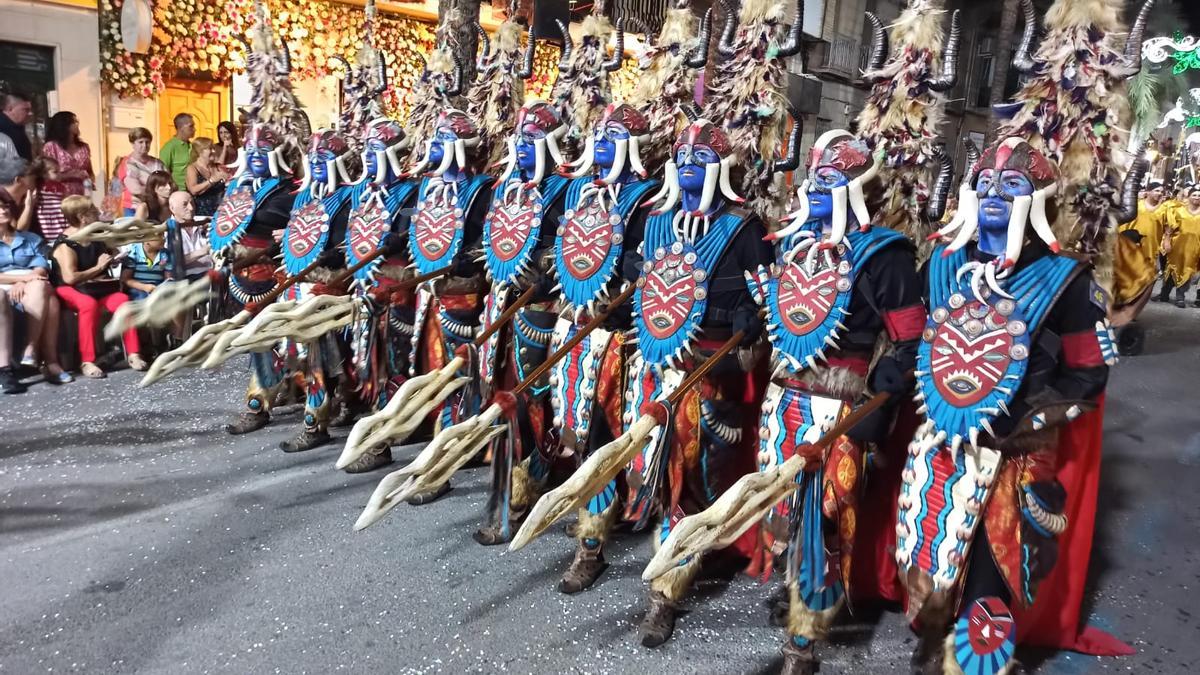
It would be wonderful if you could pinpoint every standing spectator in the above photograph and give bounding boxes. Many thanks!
[185,138,228,218]
[0,198,66,384]
[121,232,170,300]
[52,195,146,377]
[40,111,94,197]
[214,121,240,166]
[27,157,69,240]
[0,90,33,163]
[118,127,165,217]
[166,191,212,280]
[160,113,195,190]
[134,170,174,223]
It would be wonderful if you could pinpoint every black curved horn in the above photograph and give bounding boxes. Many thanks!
[474,21,492,70]
[680,101,701,122]
[556,19,574,70]
[1011,0,1038,74]
[863,12,889,82]
[441,51,464,97]
[276,38,292,75]
[926,150,955,222]
[961,136,982,185]
[375,57,388,95]
[686,7,714,69]
[518,23,537,79]
[771,104,804,174]
[1118,0,1155,76]
[928,10,960,92]
[776,0,805,58]
[1115,150,1150,224]
[717,0,738,58]
[603,18,626,72]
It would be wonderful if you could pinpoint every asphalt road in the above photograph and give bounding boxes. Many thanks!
[1,300,1197,674]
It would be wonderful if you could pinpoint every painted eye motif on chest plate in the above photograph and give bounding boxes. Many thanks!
[637,245,706,340]
[773,258,849,336]
[349,201,388,261]
[413,200,461,260]
[215,187,254,238]
[286,200,330,259]
[559,202,623,281]
[926,296,1028,408]
[489,199,539,262]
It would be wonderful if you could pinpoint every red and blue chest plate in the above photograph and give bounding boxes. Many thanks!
[749,226,904,373]
[408,175,489,276]
[633,211,745,366]
[916,248,1080,445]
[555,178,658,310]
[282,185,357,275]
[210,178,284,253]
[346,180,418,283]
[483,174,568,286]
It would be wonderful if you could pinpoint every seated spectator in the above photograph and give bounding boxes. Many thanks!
[52,196,147,378]
[29,157,70,241]
[133,170,173,223]
[121,232,170,300]
[0,154,34,232]
[185,138,228,218]
[119,127,165,217]
[166,191,212,280]
[0,198,66,386]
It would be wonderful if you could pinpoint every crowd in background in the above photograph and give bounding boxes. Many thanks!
[0,90,229,395]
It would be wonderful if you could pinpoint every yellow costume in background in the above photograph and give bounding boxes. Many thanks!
[1165,202,1200,290]
[1113,199,1167,306]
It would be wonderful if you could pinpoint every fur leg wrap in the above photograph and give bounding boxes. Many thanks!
[787,585,844,644]
[650,555,700,602]
[576,499,621,548]
[510,457,540,513]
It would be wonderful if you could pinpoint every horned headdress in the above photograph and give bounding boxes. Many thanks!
[230,0,304,179]
[560,0,626,154]
[992,0,1154,286]
[465,9,538,168]
[296,129,355,198]
[407,108,482,177]
[330,0,389,144]
[562,102,650,185]
[492,100,567,191]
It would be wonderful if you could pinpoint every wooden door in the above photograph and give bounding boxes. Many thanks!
[158,80,229,146]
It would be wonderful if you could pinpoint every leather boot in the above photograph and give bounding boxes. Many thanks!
[558,546,608,594]
[226,411,269,435]
[343,444,393,473]
[329,403,357,428]
[473,522,512,546]
[406,481,451,505]
[639,591,678,648]
[279,428,332,453]
[780,640,817,675]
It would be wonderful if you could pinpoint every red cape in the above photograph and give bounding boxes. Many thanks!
[850,396,1132,656]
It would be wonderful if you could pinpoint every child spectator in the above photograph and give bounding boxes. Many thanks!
[52,195,147,377]
[121,232,171,300]
[30,157,69,241]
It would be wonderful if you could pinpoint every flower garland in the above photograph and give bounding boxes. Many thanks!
[99,0,637,122]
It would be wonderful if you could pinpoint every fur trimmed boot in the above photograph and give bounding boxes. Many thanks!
[558,545,608,594]
[639,591,678,648]
[343,444,393,473]
[226,411,269,435]
[406,482,451,505]
[279,428,332,453]
[780,640,817,675]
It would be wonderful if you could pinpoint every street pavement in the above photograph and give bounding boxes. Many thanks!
[1,300,1198,674]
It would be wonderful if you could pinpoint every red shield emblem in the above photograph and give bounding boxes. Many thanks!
[776,263,841,336]
[966,597,1015,653]
[214,187,255,239]
[286,200,330,260]
[640,250,699,340]
[349,202,388,261]
[561,201,617,281]
[489,199,539,263]
[413,201,459,260]
[929,300,1020,407]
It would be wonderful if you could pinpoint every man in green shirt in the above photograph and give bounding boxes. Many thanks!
[159,113,195,190]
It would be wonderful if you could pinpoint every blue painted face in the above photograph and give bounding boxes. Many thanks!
[805,166,849,221]
[309,149,335,185]
[975,169,1034,255]
[594,123,630,170]
[365,140,385,179]
[248,144,272,178]
[428,128,458,170]
[515,127,545,174]
[675,144,720,194]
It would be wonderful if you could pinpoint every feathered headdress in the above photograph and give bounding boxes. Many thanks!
[241,0,304,143]
[465,14,537,169]
[331,0,388,146]
[854,0,960,252]
[626,0,711,171]
[705,0,804,219]
[993,0,1153,286]
[560,0,626,154]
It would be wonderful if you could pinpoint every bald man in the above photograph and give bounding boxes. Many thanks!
[166,191,211,281]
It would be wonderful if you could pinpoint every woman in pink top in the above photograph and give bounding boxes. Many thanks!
[40,111,94,197]
[118,127,165,217]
